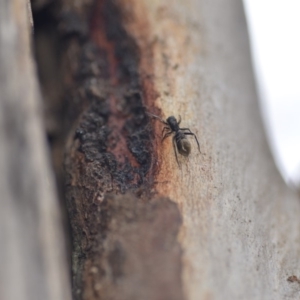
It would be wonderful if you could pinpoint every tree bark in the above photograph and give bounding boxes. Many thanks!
[2,0,300,299]
[59,0,300,299]
[0,1,71,300]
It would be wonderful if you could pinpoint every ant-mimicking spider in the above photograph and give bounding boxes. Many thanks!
[148,113,201,166]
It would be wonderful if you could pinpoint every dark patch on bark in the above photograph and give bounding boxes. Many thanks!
[60,0,155,191]
[80,193,184,300]
[56,0,185,299]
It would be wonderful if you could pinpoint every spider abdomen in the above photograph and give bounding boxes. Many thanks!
[176,135,191,157]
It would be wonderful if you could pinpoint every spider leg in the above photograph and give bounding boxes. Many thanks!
[146,112,168,125]
[183,131,201,153]
[180,128,197,137]
[162,126,171,137]
[172,135,180,167]
[178,115,182,125]
[162,131,172,141]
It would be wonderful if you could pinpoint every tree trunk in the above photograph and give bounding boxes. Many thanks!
[0,1,71,300]
[58,0,300,299]
[2,0,300,299]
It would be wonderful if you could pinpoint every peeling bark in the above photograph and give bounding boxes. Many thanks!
[58,0,184,299]
[72,193,184,300]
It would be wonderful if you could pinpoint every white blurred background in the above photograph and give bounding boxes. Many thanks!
[243,0,300,186]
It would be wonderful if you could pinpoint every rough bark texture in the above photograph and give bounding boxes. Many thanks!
[57,1,185,299]
[0,1,71,300]
[49,0,300,299]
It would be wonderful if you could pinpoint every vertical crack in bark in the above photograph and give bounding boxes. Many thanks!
[68,0,156,192]
[58,0,185,299]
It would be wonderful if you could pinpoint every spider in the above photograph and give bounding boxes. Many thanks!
[148,113,201,166]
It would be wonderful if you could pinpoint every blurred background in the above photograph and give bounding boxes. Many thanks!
[243,0,300,186]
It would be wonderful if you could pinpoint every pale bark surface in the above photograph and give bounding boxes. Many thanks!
[136,1,300,299]
[0,1,71,300]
